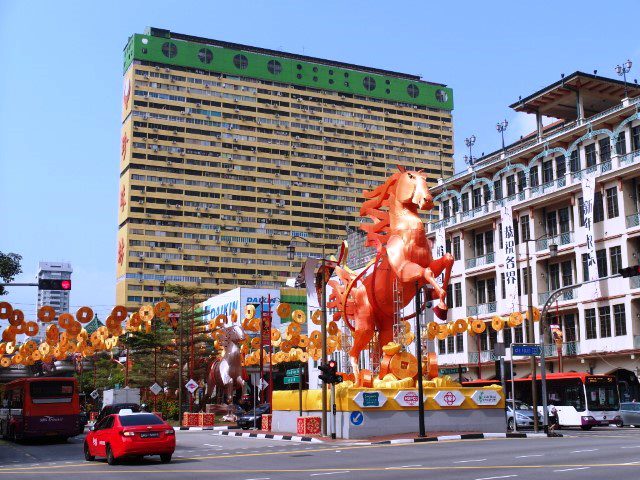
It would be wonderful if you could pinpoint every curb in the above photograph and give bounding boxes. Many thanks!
[174,426,233,431]
[356,432,557,445]
[217,430,323,443]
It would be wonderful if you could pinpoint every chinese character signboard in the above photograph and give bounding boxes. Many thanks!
[582,175,600,299]
[500,205,518,313]
[433,226,446,287]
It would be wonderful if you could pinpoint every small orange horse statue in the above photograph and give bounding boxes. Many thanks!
[328,166,454,379]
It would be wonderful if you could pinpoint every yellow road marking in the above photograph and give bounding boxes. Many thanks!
[0,463,639,475]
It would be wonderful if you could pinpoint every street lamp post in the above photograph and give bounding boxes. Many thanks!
[287,235,328,436]
[615,60,633,98]
[414,283,427,437]
[464,135,476,159]
[538,273,620,433]
[496,120,508,151]
[522,233,557,433]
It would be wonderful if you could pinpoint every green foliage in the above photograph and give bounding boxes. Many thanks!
[151,396,180,421]
[0,252,22,295]
[76,357,125,394]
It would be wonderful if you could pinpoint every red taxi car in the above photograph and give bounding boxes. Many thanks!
[84,412,175,464]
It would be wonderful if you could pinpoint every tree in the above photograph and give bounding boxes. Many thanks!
[0,252,22,295]
[163,284,216,417]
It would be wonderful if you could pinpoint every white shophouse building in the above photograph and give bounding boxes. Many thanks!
[428,72,640,401]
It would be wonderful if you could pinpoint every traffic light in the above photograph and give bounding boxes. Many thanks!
[620,265,640,278]
[38,279,72,291]
[318,360,343,385]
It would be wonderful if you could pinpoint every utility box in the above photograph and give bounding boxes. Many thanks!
[102,387,141,406]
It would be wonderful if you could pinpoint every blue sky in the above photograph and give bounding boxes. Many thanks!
[1,0,639,319]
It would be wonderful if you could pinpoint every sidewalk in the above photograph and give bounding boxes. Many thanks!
[212,428,556,444]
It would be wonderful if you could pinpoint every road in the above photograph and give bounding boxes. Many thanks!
[2,427,640,479]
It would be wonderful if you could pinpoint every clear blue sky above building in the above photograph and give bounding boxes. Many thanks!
[1,0,638,319]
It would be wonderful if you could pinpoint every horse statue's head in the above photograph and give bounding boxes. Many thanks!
[394,165,434,211]
[360,165,434,219]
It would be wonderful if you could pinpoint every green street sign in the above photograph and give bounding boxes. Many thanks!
[439,367,468,375]
[284,376,300,385]
[286,368,301,376]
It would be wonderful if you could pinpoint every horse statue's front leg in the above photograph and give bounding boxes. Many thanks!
[424,253,455,320]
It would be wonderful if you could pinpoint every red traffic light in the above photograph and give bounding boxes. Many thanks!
[328,360,337,369]
[38,279,72,291]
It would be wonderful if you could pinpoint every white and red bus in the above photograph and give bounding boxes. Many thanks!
[465,372,621,429]
[0,377,82,441]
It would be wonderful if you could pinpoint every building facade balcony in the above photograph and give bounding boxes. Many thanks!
[465,252,495,269]
[629,277,640,290]
[626,212,640,229]
[538,286,579,305]
[468,350,498,364]
[535,231,574,251]
[467,302,497,316]
[542,341,580,357]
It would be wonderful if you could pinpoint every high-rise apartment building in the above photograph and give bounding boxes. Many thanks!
[117,27,454,308]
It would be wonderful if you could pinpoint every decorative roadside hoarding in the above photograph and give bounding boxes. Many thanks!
[394,390,420,407]
[353,391,388,408]
[199,287,282,327]
[581,174,600,299]
[433,390,465,407]
[470,389,501,406]
[500,204,518,313]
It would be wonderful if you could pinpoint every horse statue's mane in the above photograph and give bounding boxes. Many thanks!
[358,170,403,252]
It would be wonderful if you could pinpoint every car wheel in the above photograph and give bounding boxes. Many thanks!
[507,418,515,431]
[580,425,592,431]
[84,442,95,461]
[160,454,172,464]
[106,445,117,465]
[241,426,249,430]
[618,421,624,428]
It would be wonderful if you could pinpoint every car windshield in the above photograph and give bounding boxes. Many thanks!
[507,401,532,411]
[586,385,619,411]
[246,404,270,415]
[119,414,164,426]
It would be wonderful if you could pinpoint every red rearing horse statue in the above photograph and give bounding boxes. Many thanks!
[328,166,454,379]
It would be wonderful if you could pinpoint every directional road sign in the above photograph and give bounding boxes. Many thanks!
[286,368,301,376]
[149,382,162,396]
[185,379,198,394]
[284,376,300,385]
[511,344,541,356]
[90,389,99,400]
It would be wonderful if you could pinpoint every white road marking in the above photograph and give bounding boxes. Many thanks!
[334,450,342,453]
[570,449,598,453]
[310,473,350,477]
[554,467,590,472]
[621,445,640,449]
[203,443,221,447]
[454,458,487,463]
[475,476,517,480]
[622,461,640,465]
[384,465,423,469]
[515,454,542,458]
[245,478,271,480]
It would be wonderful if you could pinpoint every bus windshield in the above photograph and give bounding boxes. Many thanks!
[586,384,619,411]
[29,381,74,404]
